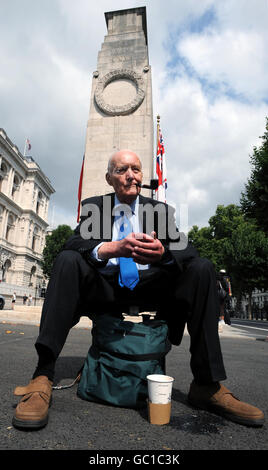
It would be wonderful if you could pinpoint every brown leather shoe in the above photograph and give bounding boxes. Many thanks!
[188,381,264,427]
[12,376,53,430]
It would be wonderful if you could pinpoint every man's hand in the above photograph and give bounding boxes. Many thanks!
[97,232,164,264]
[117,233,142,258]
[97,234,141,260]
[131,231,164,265]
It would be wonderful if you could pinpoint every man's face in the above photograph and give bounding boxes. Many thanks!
[106,151,143,204]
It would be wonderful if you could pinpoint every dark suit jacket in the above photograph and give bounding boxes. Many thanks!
[63,193,198,345]
[63,193,198,273]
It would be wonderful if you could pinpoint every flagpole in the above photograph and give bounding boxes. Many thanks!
[153,115,160,199]
[77,155,85,223]
[156,115,160,178]
[156,114,160,148]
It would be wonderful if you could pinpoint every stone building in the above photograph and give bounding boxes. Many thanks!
[0,128,55,302]
[81,7,154,200]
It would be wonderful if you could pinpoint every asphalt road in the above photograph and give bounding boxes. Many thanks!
[231,319,268,339]
[0,320,267,460]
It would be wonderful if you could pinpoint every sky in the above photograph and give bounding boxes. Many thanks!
[1,0,267,231]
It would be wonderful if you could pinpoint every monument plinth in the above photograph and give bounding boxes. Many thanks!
[81,7,154,200]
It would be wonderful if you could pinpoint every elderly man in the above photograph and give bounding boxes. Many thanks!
[12,149,264,430]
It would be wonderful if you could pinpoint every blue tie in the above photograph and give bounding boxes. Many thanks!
[118,211,139,290]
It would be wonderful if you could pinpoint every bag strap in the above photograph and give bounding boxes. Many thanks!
[92,338,171,362]
[52,369,82,390]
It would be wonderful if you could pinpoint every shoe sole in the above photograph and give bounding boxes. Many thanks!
[12,396,52,430]
[188,398,264,427]
[12,415,48,430]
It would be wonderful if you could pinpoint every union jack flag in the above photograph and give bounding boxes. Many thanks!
[155,128,167,202]
[77,155,85,222]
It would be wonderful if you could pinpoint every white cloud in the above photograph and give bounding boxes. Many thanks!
[177,29,268,101]
[0,0,267,232]
[156,72,267,227]
[214,0,268,33]
[48,202,77,230]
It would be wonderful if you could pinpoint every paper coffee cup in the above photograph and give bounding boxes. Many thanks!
[146,374,174,404]
[147,401,172,425]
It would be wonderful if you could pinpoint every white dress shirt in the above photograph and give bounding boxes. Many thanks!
[91,195,149,272]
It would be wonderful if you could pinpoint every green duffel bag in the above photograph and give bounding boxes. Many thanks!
[77,314,171,408]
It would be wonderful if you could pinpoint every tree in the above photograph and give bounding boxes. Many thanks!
[188,204,244,273]
[240,117,268,233]
[188,205,268,316]
[41,225,73,278]
[209,204,244,240]
[188,225,224,271]
[222,220,268,318]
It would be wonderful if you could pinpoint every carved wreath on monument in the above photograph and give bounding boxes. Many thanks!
[94,69,146,116]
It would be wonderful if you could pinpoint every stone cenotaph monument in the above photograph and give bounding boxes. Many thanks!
[81,7,154,200]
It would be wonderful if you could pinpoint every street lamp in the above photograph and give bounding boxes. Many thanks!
[34,282,41,306]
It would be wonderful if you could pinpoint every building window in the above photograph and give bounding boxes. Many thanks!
[32,227,39,252]
[0,160,7,176]
[1,259,11,282]
[36,191,42,215]
[32,234,36,251]
[12,174,20,197]
[0,161,8,192]
[29,265,36,286]
[5,214,14,242]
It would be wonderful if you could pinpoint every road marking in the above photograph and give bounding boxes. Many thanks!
[233,324,268,332]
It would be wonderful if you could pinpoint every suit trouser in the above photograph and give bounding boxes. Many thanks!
[35,250,227,384]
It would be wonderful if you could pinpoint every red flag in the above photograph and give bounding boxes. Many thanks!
[155,128,167,202]
[77,155,85,223]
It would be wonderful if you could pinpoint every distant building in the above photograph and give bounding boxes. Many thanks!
[239,289,268,319]
[252,288,268,308]
[0,128,55,296]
